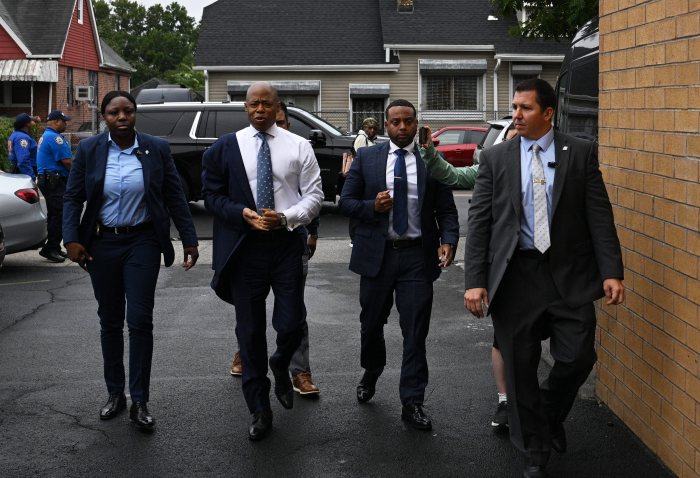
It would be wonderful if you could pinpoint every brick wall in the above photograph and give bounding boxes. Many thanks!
[598,1,700,477]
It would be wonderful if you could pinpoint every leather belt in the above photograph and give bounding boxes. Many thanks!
[386,238,422,249]
[97,222,153,235]
[515,248,548,259]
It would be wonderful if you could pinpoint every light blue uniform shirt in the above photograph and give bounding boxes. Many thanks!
[518,127,555,250]
[99,135,150,227]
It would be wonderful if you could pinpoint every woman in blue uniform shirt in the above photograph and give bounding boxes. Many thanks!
[8,113,38,179]
[63,91,199,432]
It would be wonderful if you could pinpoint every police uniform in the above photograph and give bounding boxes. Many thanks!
[8,130,38,179]
[37,125,72,257]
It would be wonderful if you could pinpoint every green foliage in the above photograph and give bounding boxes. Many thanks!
[93,0,202,89]
[490,0,598,40]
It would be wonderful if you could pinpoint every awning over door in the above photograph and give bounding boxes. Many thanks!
[0,60,59,82]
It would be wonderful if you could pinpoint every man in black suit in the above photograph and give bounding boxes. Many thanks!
[464,79,625,478]
[339,99,459,430]
[201,82,323,441]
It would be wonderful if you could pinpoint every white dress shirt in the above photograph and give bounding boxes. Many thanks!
[386,141,421,239]
[236,124,323,229]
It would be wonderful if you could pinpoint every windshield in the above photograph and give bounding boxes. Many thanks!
[292,108,348,135]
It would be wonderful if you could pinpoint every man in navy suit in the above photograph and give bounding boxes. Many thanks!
[201,82,323,441]
[339,99,459,430]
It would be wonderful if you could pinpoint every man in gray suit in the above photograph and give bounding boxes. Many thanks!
[464,79,624,478]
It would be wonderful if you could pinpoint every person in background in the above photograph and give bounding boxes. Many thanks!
[343,117,380,177]
[36,110,73,263]
[8,113,38,180]
[229,101,321,397]
[63,90,199,433]
[418,123,518,429]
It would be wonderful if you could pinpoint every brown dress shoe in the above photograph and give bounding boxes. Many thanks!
[292,371,320,395]
[229,351,242,376]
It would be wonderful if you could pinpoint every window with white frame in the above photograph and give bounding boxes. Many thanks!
[78,0,84,24]
[423,75,480,111]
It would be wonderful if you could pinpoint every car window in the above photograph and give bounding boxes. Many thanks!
[213,110,250,138]
[137,110,191,137]
[464,130,486,144]
[287,113,314,140]
[435,130,463,145]
[481,125,505,149]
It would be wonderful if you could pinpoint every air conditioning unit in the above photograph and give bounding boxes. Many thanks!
[75,85,94,101]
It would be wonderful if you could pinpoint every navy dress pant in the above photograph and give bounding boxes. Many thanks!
[87,228,161,402]
[359,244,433,406]
[228,230,305,414]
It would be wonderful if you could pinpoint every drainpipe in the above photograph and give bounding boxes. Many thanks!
[493,59,501,120]
[48,82,53,117]
[204,69,209,101]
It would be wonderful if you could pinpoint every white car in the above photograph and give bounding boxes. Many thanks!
[473,119,513,164]
[0,171,46,254]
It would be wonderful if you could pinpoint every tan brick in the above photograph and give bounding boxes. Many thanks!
[619,187,635,208]
[689,230,700,256]
[675,295,699,328]
[646,43,667,64]
[666,133,688,156]
[654,110,676,131]
[636,191,654,214]
[671,435,696,473]
[652,366,675,396]
[673,385,697,420]
[635,66,654,88]
[620,30,637,50]
[657,17,680,42]
[657,439,685,477]
[664,355,689,388]
[610,128,626,147]
[619,109,636,128]
[675,247,700,277]
[674,341,699,375]
[666,223,688,249]
[619,69,637,88]
[677,63,700,85]
[677,204,700,231]
[689,278,700,306]
[646,256,666,284]
[677,12,700,38]
[689,183,700,207]
[626,89,647,109]
[688,136,700,158]
[676,158,700,181]
[646,299,667,329]
[665,266,689,295]
[627,47,646,67]
[662,396,687,430]
[635,150,654,171]
[627,170,646,192]
[600,53,613,73]
[654,240,676,267]
[628,4,647,26]
[603,70,620,90]
[636,311,655,341]
[675,111,700,133]
[612,49,628,70]
[667,0,691,16]
[665,178,688,202]
[655,327,679,358]
[692,0,700,11]
[611,9,630,30]
[656,64,678,86]
[647,0,669,22]
[655,197,677,222]
[688,373,700,403]
[611,89,627,108]
[658,285,677,314]
[666,87,690,108]
[690,37,700,61]
[646,88,663,109]
[642,380,663,413]
[666,39,690,63]
[644,214,666,240]
[644,131,665,152]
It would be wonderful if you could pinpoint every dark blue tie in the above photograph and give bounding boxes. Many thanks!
[393,149,408,236]
[256,132,274,212]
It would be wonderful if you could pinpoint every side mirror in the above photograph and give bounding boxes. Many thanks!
[309,129,326,146]
[432,137,440,146]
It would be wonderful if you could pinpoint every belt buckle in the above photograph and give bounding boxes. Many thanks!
[390,239,402,249]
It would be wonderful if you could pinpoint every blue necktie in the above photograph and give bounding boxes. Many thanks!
[393,149,408,236]
[256,132,274,212]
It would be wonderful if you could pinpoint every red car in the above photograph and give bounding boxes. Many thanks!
[431,126,487,167]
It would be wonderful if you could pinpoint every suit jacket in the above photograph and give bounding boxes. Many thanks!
[63,132,198,267]
[464,131,623,310]
[339,142,460,281]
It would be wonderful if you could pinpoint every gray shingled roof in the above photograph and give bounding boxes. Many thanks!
[0,0,73,56]
[100,39,135,72]
[196,0,387,66]
[196,0,567,68]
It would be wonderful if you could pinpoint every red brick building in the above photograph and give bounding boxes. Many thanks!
[0,0,134,132]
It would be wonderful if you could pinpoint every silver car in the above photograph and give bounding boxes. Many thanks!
[0,222,6,268]
[0,171,46,254]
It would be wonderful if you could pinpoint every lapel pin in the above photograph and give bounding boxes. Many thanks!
[144,150,150,155]
[562,146,568,151]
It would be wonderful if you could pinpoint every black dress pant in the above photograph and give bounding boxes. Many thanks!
[228,230,305,414]
[359,243,433,405]
[490,250,597,466]
[87,228,161,402]
[37,173,66,252]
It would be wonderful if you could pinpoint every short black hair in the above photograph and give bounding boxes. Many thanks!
[514,78,556,111]
[278,101,288,123]
[101,90,137,115]
[385,99,416,118]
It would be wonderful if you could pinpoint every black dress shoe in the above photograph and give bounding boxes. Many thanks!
[550,420,567,453]
[356,370,381,403]
[269,360,293,409]
[401,403,432,430]
[58,249,68,258]
[99,392,126,420]
[248,409,273,441]
[523,465,550,478]
[39,248,66,263]
[129,401,155,431]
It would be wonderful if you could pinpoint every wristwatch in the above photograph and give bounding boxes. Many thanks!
[279,213,288,227]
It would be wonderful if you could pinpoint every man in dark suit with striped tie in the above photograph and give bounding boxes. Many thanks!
[339,99,459,430]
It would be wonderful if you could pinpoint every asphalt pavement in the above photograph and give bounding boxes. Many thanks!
[0,197,673,477]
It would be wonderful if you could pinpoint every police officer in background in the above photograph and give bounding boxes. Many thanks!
[36,110,72,263]
[8,113,38,179]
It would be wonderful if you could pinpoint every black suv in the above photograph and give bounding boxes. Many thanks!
[136,102,357,202]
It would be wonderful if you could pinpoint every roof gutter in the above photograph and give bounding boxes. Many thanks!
[195,64,400,72]
[384,44,495,51]
[494,54,565,62]
[204,69,209,102]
